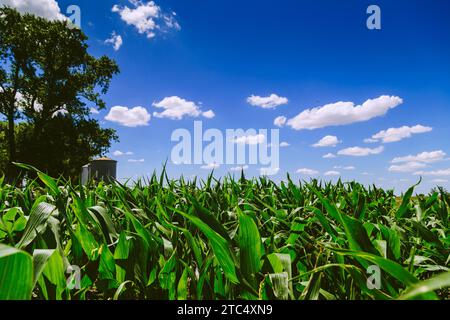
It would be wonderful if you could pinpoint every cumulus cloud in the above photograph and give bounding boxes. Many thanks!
[286,95,403,130]
[230,165,249,172]
[312,135,341,148]
[113,150,134,157]
[0,0,67,20]
[232,134,265,145]
[389,162,427,173]
[323,153,336,159]
[367,125,432,143]
[274,116,287,127]
[260,167,280,176]
[391,150,446,164]
[268,141,290,148]
[90,108,100,114]
[153,96,213,120]
[128,158,145,163]
[247,94,288,109]
[296,168,319,175]
[112,0,180,39]
[202,110,215,119]
[364,138,378,143]
[338,146,384,157]
[201,163,220,170]
[105,32,123,51]
[414,168,450,176]
[105,106,151,127]
[325,171,340,176]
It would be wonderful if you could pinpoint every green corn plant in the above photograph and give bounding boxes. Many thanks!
[0,165,448,300]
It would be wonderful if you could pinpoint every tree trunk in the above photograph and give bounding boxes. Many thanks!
[6,102,17,183]
[5,65,20,183]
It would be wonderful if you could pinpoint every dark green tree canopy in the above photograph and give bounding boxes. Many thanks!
[0,6,120,181]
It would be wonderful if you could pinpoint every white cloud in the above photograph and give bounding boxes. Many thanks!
[52,107,68,117]
[201,163,220,170]
[364,138,378,143]
[128,158,145,163]
[105,32,123,51]
[113,150,134,157]
[338,146,384,157]
[90,108,100,114]
[296,168,319,175]
[260,167,280,176]
[312,135,341,148]
[334,166,355,170]
[286,95,403,130]
[389,162,427,173]
[232,134,265,145]
[0,0,67,21]
[230,165,249,172]
[247,94,288,109]
[112,0,180,39]
[391,150,446,164]
[414,168,450,176]
[105,106,151,127]
[153,96,213,120]
[268,141,290,148]
[162,11,180,30]
[202,110,215,119]
[11,91,44,113]
[323,153,336,159]
[432,179,448,183]
[274,116,287,127]
[325,171,340,176]
[368,125,432,143]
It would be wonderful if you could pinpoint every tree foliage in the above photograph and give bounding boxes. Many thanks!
[0,6,119,181]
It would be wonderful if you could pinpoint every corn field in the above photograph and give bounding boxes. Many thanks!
[0,165,449,300]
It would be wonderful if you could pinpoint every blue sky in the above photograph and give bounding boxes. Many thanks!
[6,0,450,193]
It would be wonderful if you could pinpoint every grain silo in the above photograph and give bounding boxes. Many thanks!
[81,157,117,184]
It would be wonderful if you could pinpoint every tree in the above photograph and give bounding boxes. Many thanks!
[12,117,118,180]
[0,122,29,172]
[0,7,119,181]
[0,7,34,178]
